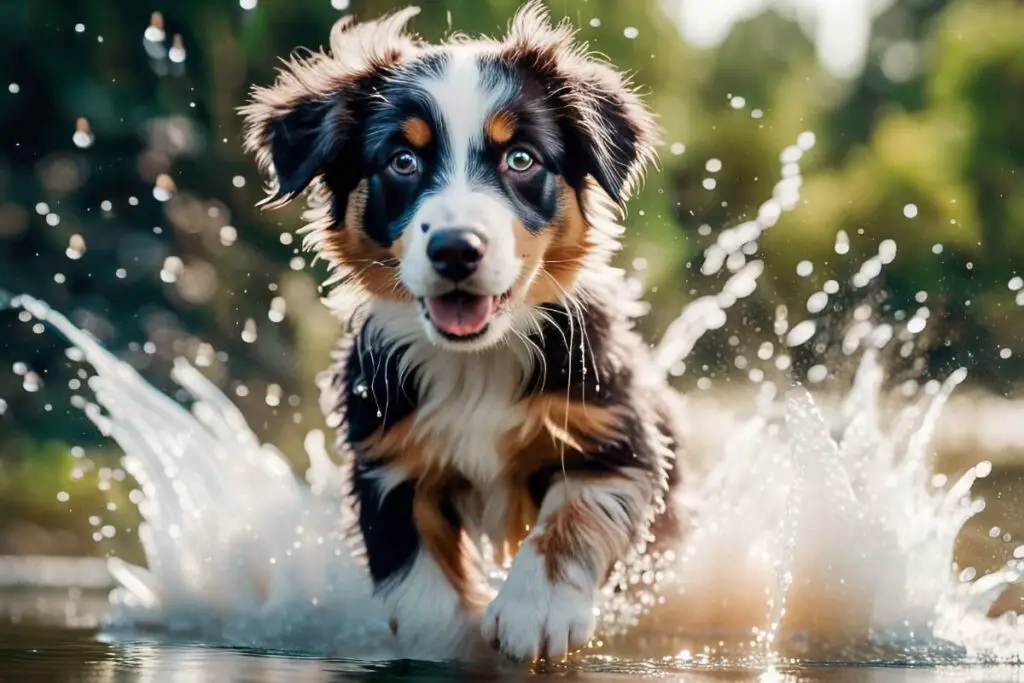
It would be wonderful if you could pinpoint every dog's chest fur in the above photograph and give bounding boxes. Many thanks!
[338,304,547,536]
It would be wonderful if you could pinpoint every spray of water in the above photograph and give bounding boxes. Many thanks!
[4,130,1024,666]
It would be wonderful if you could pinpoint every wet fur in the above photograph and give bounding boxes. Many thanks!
[241,0,685,662]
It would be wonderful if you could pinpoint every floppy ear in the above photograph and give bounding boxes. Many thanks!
[503,1,659,211]
[239,7,422,211]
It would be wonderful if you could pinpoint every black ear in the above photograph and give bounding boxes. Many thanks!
[240,7,422,210]
[557,69,656,209]
[264,96,346,203]
[503,1,658,210]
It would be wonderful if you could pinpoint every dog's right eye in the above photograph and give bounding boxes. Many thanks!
[387,149,420,176]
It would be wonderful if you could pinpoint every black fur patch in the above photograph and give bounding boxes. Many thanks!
[353,460,419,587]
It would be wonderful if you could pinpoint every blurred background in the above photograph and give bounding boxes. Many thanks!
[0,0,1021,583]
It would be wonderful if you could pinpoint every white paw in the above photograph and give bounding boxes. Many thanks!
[481,542,596,661]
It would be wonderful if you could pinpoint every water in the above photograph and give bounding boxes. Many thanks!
[3,132,1024,681]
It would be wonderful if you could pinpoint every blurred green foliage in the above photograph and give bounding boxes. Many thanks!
[0,0,1021,555]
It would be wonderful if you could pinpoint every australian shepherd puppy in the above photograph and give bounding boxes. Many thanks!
[241,0,685,663]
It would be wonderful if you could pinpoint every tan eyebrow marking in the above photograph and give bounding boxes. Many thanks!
[485,111,516,145]
[401,117,432,148]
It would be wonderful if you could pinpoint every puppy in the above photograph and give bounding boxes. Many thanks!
[241,0,684,662]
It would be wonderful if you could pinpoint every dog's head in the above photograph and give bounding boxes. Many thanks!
[241,1,657,351]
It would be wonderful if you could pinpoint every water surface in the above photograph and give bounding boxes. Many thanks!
[5,618,1024,683]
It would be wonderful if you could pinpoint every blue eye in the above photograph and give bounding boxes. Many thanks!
[388,150,419,176]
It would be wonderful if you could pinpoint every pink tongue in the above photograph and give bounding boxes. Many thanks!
[427,295,495,337]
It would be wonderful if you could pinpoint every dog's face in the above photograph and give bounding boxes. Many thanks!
[242,2,656,351]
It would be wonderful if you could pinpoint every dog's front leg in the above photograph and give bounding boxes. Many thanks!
[482,471,652,661]
[354,461,485,660]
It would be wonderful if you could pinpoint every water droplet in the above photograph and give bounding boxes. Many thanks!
[241,318,258,344]
[331,0,350,9]
[796,131,816,150]
[56,491,70,503]
[906,316,927,335]
[268,296,287,323]
[878,239,897,264]
[144,12,166,44]
[72,117,94,148]
[932,243,944,255]
[834,230,850,255]
[266,384,282,407]
[589,17,601,28]
[729,95,746,109]
[786,320,816,347]
[796,260,813,277]
[153,174,176,201]
[702,178,717,191]
[903,203,918,219]
[219,225,238,246]
[623,27,639,39]
[74,23,85,33]
[669,142,685,155]
[806,292,829,314]
[705,158,722,173]
[806,364,828,383]
[66,233,86,260]
[1000,348,1012,359]
[8,83,20,94]
[240,0,258,8]
[22,371,42,392]
[751,108,764,119]
[959,567,977,582]
[1008,276,1023,292]
[975,461,993,478]
[160,256,183,283]
[232,175,246,188]
[168,34,186,63]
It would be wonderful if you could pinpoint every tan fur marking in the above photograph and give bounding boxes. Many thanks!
[356,414,435,477]
[533,494,625,583]
[485,111,516,145]
[522,182,590,306]
[503,485,538,561]
[357,415,485,610]
[402,117,432,148]
[316,181,409,301]
[412,475,486,610]
[503,398,627,475]
[497,399,627,568]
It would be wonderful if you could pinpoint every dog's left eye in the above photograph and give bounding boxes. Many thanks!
[388,150,420,176]
[504,148,535,173]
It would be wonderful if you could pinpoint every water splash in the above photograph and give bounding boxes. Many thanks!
[9,293,394,658]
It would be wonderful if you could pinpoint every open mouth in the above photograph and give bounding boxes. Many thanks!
[422,290,511,341]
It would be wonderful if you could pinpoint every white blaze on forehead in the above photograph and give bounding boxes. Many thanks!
[422,46,512,186]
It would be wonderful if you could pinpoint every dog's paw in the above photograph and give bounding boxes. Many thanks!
[481,543,596,661]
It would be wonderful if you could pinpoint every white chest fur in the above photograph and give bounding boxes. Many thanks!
[365,303,537,491]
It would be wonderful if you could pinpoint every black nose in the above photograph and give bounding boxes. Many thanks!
[426,228,487,282]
